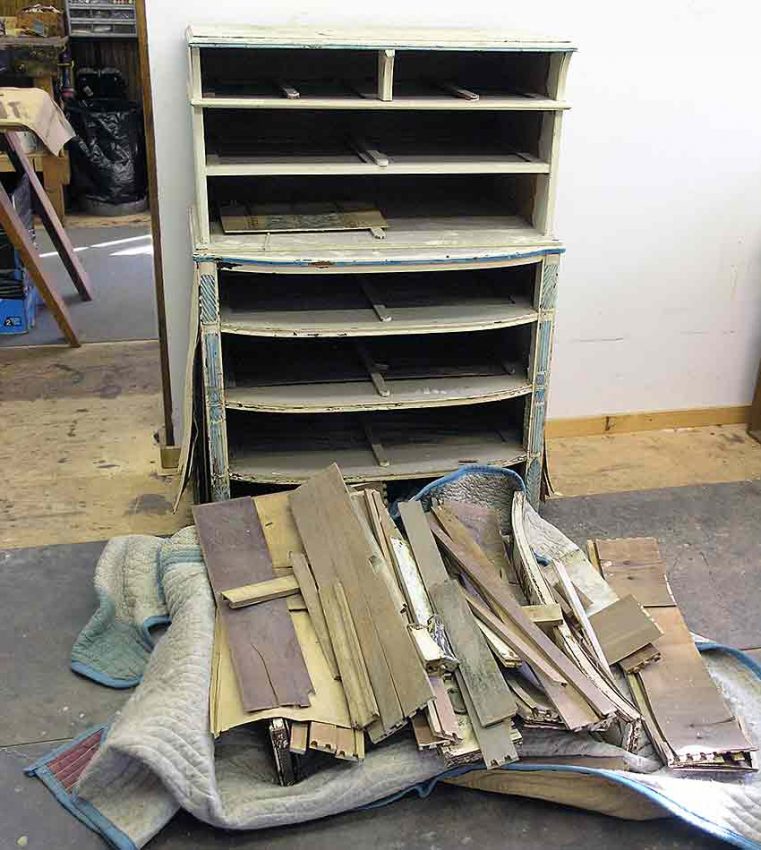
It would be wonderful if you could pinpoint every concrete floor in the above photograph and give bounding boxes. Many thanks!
[4,480,760,849]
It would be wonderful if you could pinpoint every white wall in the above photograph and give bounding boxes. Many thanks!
[147,0,761,438]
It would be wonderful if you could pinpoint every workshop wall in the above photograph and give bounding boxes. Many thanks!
[146,0,761,436]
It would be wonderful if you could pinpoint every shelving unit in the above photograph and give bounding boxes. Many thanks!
[187,25,574,504]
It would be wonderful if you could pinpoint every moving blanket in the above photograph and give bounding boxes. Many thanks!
[25,470,761,850]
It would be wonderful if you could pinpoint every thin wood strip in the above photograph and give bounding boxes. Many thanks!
[319,583,379,729]
[399,500,450,588]
[431,518,616,718]
[553,559,609,669]
[194,497,312,712]
[289,551,339,678]
[222,573,300,608]
[293,466,433,723]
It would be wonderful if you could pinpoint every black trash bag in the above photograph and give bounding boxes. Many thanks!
[66,98,147,206]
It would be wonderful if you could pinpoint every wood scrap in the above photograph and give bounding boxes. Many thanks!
[194,497,313,712]
[221,573,300,608]
[290,551,339,679]
[588,594,662,666]
[593,538,755,770]
[429,579,516,728]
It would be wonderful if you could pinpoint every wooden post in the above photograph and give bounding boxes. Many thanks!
[136,0,175,445]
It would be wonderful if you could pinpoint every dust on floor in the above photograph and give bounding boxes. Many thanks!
[0,340,192,548]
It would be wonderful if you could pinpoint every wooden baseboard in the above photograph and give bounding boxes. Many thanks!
[546,406,751,439]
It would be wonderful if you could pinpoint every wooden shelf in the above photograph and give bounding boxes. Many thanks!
[218,274,539,338]
[199,214,560,267]
[226,406,527,484]
[206,151,549,177]
[223,333,532,412]
[195,91,568,111]
[226,371,531,413]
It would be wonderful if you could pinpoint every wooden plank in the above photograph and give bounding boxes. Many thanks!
[222,573,300,608]
[194,497,313,711]
[309,721,338,754]
[4,132,92,302]
[588,595,662,665]
[290,551,339,679]
[455,669,517,769]
[431,521,617,719]
[429,579,516,727]
[429,674,460,741]
[212,609,351,735]
[476,619,522,667]
[220,201,386,235]
[335,725,360,761]
[0,178,78,346]
[289,721,309,754]
[553,559,609,669]
[290,467,404,734]
[399,500,450,588]
[291,466,433,724]
[594,538,754,763]
[523,603,563,627]
[319,582,379,729]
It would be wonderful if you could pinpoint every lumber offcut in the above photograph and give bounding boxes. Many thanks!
[194,497,313,712]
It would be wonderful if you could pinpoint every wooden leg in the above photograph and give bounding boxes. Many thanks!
[41,153,67,223]
[0,180,79,346]
[4,132,92,302]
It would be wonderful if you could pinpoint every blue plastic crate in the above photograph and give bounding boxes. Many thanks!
[0,275,39,334]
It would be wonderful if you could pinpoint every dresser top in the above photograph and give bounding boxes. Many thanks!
[187,24,576,52]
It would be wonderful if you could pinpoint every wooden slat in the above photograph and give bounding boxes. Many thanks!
[322,581,379,729]
[431,520,617,719]
[454,669,517,769]
[429,579,516,727]
[194,497,313,711]
[289,551,339,679]
[399,500,450,588]
[289,721,309,754]
[291,466,415,735]
[221,573,300,608]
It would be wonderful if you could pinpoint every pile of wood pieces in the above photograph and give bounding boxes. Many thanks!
[193,463,756,785]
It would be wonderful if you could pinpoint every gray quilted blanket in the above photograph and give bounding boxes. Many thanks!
[25,470,761,849]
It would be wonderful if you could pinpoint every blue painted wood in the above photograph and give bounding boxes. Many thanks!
[525,455,543,507]
[539,256,560,312]
[199,268,231,501]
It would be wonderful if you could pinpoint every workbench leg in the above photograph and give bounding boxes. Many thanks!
[198,262,230,501]
[4,132,92,301]
[0,180,78,346]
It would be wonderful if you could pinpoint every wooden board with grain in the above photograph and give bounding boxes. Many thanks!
[220,201,386,234]
[290,465,432,734]
[194,497,313,712]
[429,579,516,727]
[588,594,662,665]
[593,537,754,765]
